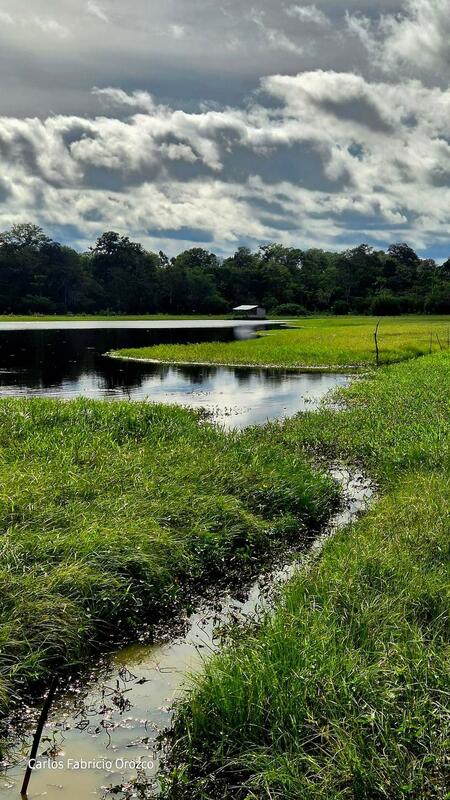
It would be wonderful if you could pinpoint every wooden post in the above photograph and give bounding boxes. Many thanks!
[21,677,58,798]
[374,319,381,367]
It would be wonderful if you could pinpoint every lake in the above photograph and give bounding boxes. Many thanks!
[0,321,350,428]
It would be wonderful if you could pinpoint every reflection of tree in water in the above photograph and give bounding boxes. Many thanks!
[0,324,307,422]
[264,368,292,387]
[0,327,234,394]
[96,356,149,394]
[233,367,255,387]
[177,365,218,384]
[232,367,287,388]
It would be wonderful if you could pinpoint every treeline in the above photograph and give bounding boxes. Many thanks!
[0,223,449,315]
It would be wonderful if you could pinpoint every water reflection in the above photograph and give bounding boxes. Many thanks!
[0,325,349,428]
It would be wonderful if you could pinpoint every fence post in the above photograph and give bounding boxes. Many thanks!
[374,319,381,367]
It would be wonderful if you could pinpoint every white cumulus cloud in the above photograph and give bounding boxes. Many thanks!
[347,0,450,76]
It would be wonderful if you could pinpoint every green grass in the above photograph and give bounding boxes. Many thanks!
[277,351,449,483]
[163,352,450,799]
[113,315,450,369]
[0,399,337,717]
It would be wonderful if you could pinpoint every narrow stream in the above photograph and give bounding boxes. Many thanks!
[0,468,373,799]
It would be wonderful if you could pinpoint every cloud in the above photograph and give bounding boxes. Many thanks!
[0,9,14,24]
[92,87,156,113]
[346,0,450,76]
[1,69,450,255]
[33,17,70,38]
[286,5,330,27]
[170,24,185,39]
[345,12,376,56]
[380,0,450,73]
[249,8,304,55]
[0,1,414,120]
[87,1,109,23]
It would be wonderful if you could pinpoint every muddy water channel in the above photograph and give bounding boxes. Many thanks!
[0,470,373,800]
[0,321,368,798]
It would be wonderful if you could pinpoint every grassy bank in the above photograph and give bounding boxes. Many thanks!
[0,400,338,720]
[164,352,450,799]
[113,315,450,369]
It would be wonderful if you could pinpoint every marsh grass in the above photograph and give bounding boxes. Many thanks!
[114,315,450,369]
[0,399,337,717]
[275,351,450,482]
[164,352,450,799]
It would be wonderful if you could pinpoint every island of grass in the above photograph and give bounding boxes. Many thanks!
[163,351,450,799]
[110,314,450,370]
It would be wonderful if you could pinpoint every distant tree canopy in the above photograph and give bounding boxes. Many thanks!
[0,223,449,315]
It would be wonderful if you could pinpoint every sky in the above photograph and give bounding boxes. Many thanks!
[1,0,450,259]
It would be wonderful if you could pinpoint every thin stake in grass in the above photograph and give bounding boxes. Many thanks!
[20,677,58,798]
[374,318,381,366]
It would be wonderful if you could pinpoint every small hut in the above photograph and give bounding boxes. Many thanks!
[232,304,266,320]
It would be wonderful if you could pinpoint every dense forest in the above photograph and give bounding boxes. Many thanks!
[0,223,449,315]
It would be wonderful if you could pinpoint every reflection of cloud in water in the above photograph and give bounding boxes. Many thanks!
[0,360,350,429]
[122,366,351,429]
[0,363,350,429]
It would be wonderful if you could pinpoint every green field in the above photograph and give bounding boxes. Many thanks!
[163,353,450,799]
[112,315,450,369]
[0,400,336,721]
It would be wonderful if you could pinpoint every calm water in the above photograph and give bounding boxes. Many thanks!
[0,322,350,428]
